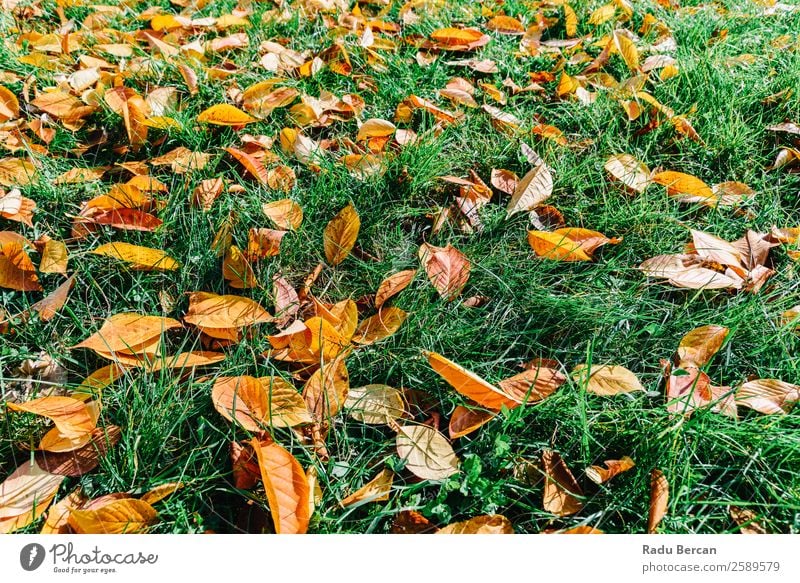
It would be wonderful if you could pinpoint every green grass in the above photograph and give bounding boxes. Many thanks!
[1,0,799,534]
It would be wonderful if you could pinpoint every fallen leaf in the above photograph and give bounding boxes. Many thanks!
[250,437,310,534]
[7,396,95,439]
[736,379,799,415]
[605,154,650,194]
[572,364,644,395]
[341,469,393,507]
[448,406,496,439]
[91,242,179,271]
[36,426,121,477]
[437,514,513,533]
[676,325,729,367]
[184,292,272,329]
[396,424,460,480]
[585,456,635,484]
[647,469,668,533]
[324,203,360,266]
[352,307,407,345]
[419,243,471,301]
[68,498,158,534]
[375,269,416,307]
[506,162,553,216]
[345,384,405,424]
[542,450,583,516]
[426,351,521,410]
[262,199,303,230]
[198,104,257,126]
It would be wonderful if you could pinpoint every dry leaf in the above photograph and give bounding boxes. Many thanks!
[676,325,729,367]
[7,396,95,439]
[506,161,552,216]
[736,379,799,415]
[184,292,272,329]
[448,406,497,439]
[198,104,257,126]
[68,498,157,534]
[262,199,303,230]
[419,243,471,301]
[605,154,650,194]
[345,385,405,424]
[437,514,513,533]
[250,437,310,534]
[572,364,644,395]
[352,308,407,345]
[396,425,460,480]
[586,456,635,484]
[647,469,668,533]
[341,469,393,507]
[426,351,521,410]
[375,269,416,307]
[91,242,179,271]
[324,203,360,266]
[542,450,583,516]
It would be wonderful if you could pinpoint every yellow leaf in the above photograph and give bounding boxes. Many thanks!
[651,171,715,203]
[39,240,68,274]
[341,469,394,507]
[677,325,729,368]
[572,364,644,395]
[184,292,272,329]
[0,460,64,526]
[262,199,303,230]
[613,30,639,71]
[396,424,460,480]
[324,203,360,266]
[527,231,592,262]
[352,307,407,345]
[91,242,179,271]
[223,245,257,289]
[345,385,406,424]
[197,104,257,126]
[73,313,181,355]
[357,118,396,141]
[68,498,158,534]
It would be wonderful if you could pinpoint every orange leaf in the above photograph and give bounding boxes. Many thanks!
[352,307,407,345]
[527,231,591,262]
[341,469,393,507]
[223,245,258,289]
[7,396,95,439]
[225,146,269,184]
[437,514,513,533]
[426,351,520,410]
[448,406,497,439]
[647,469,669,533]
[73,313,181,355]
[651,171,715,204]
[324,203,360,266]
[250,438,310,534]
[677,325,729,368]
[68,498,158,534]
[586,456,635,484]
[184,292,272,329]
[542,450,583,516]
[262,199,303,230]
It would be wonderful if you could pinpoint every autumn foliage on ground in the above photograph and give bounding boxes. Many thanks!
[1,0,799,534]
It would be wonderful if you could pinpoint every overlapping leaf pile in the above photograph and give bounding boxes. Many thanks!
[1,0,798,535]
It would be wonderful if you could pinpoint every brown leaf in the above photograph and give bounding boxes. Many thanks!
[247,228,286,261]
[345,384,405,425]
[250,437,310,534]
[90,209,163,231]
[647,469,668,533]
[303,354,349,422]
[437,514,513,534]
[68,498,158,534]
[729,507,767,534]
[35,426,121,477]
[375,269,416,307]
[184,292,272,329]
[426,351,521,410]
[507,162,552,216]
[73,313,180,356]
[736,379,799,415]
[605,154,651,194]
[490,168,518,195]
[31,275,75,321]
[585,456,635,484]
[677,325,729,368]
[497,367,566,403]
[352,307,407,345]
[419,243,471,301]
[391,510,437,534]
[542,450,583,516]
[225,146,269,184]
[396,424,460,480]
[341,469,393,507]
[572,364,644,395]
[262,199,303,230]
[324,203,360,266]
[0,460,64,532]
[448,406,496,439]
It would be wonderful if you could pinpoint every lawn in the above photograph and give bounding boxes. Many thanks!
[1,0,799,535]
